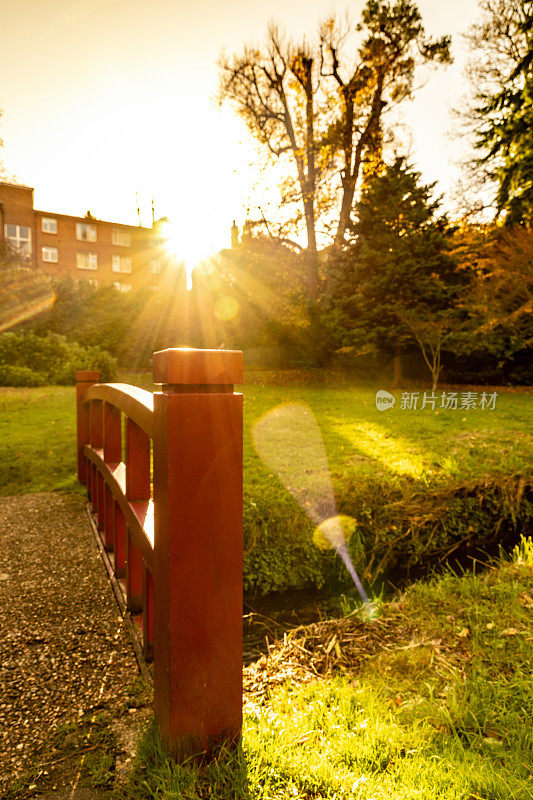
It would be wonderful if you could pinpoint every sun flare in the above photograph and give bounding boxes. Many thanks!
[158,219,216,286]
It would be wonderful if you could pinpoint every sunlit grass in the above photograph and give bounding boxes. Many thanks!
[0,385,78,495]
[1,376,531,508]
[121,542,533,799]
[241,384,533,491]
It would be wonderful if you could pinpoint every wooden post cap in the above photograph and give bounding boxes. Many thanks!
[153,348,243,386]
[76,370,100,382]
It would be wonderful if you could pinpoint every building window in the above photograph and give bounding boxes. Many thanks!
[76,222,97,242]
[149,234,163,247]
[113,281,132,292]
[112,255,132,274]
[41,217,57,234]
[112,228,131,247]
[76,252,98,270]
[149,259,162,274]
[4,223,31,257]
[42,246,58,263]
[86,279,98,287]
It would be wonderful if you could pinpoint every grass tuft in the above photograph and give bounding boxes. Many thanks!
[121,543,532,799]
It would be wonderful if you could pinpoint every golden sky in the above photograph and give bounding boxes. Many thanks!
[1,0,480,267]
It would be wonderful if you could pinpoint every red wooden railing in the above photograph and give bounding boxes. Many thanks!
[76,348,243,760]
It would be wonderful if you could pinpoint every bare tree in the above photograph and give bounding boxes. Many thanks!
[218,1,451,299]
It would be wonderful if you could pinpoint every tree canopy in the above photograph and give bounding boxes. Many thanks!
[458,0,533,225]
[322,157,462,386]
[218,0,451,297]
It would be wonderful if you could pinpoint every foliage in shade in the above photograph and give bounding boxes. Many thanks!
[321,158,465,387]
[458,0,533,224]
[449,222,533,383]
[0,330,116,386]
[477,1,533,225]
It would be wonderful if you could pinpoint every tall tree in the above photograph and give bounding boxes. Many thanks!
[218,1,451,298]
[323,157,462,386]
[457,0,532,224]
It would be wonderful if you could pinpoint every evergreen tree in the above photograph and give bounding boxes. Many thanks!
[323,157,462,387]
[479,1,533,225]
[457,0,533,224]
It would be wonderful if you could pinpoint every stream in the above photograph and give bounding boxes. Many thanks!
[243,589,345,665]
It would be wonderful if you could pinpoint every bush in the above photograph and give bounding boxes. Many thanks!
[0,331,117,386]
[242,473,533,594]
[0,365,47,387]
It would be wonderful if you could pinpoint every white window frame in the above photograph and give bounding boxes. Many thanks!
[41,217,57,234]
[4,223,31,257]
[113,281,132,293]
[149,259,162,274]
[76,251,98,270]
[42,246,58,263]
[112,228,131,247]
[76,222,97,242]
[112,255,132,274]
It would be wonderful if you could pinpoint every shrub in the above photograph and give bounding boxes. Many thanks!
[0,331,116,386]
[0,365,47,387]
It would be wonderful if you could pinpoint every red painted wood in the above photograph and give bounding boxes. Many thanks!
[75,370,99,483]
[126,418,150,502]
[114,503,126,579]
[90,400,103,449]
[143,565,154,661]
[104,484,114,550]
[153,348,243,387]
[91,464,96,510]
[77,349,243,763]
[87,460,93,504]
[90,464,97,514]
[127,529,143,613]
[97,472,105,533]
[104,402,122,464]
[152,348,243,759]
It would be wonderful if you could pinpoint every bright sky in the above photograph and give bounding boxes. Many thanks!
[1,0,481,267]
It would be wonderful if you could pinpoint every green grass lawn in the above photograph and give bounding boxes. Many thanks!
[1,375,531,589]
[242,381,532,486]
[0,385,77,496]
[2,376,531,497]
[120,539,533,800]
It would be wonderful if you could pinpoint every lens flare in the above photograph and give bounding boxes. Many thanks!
[253,403,371,609]
[313,515,356,551]
[214,295,239,321]
[0,268,55,332]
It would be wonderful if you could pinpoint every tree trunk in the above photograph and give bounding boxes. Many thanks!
[335,176,357,246]
[392,343,403,388]
[305,243,319,300]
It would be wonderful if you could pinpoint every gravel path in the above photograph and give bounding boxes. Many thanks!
[0,492,147,796]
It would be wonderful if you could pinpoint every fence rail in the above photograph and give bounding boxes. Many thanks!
[76,348,243,760]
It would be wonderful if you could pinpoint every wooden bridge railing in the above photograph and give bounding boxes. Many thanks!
[76,348,243,760]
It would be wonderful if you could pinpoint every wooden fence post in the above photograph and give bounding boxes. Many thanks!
[76,370,100,484]
[152,348,243,760]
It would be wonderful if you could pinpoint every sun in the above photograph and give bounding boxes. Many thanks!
[158,218,217,289]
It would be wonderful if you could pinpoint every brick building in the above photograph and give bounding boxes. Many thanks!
[0,181,169,291]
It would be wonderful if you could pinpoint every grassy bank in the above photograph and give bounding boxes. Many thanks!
[0,385,77,496]
[1,376,532,590]
[2,376,530,496]
[120,538,532,799]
